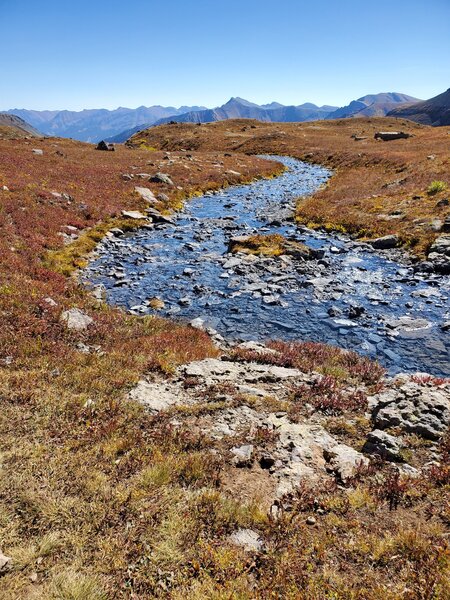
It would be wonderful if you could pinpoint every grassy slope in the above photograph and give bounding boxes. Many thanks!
[131,117,450,256]
[0,130,448,598]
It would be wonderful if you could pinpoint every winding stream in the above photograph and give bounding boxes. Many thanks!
[84,156,450,376]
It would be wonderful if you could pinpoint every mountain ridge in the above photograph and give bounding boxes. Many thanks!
[387,88,450,126]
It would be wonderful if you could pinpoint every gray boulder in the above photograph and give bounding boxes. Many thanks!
[60,308,93,331]
[150,172,174,186]
[369,376,450,440]
[369,235,399,249]
[363,429,403,461]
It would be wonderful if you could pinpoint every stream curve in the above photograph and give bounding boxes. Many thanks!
[83,156,450,376]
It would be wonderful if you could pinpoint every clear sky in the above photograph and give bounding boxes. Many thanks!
[1,0,449,111]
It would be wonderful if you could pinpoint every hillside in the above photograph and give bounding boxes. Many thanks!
[388,88,450,126]
[0,113,43,138]
[326,93,420,119]
[6,104,207,142]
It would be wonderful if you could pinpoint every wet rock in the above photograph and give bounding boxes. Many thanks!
[384,316,432,337]
[145,207,174,224]
[363,429,403,461]
[369,376,450,440]
[368,235,399,250]
[348,305,365,319]
[228,529,262,552]
[60,308,93,331]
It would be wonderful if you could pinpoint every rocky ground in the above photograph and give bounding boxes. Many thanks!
[129,338,449,512]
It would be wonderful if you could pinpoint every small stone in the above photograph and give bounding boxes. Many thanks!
[231,444,254,467]
[44,297,57,307]
[228,529,262,552]
[148,297,165,310]
[32,148,43,155]
[306,516,316,525]
[0,551,11,572]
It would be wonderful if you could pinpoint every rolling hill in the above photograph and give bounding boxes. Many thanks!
[0,113,43,138]
[325,93,420,120]
[387,88,450,126]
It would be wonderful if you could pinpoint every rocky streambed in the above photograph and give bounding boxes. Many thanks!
[83,156,450,376]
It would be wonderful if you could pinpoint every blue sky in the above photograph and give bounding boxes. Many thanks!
[1,0,449,111]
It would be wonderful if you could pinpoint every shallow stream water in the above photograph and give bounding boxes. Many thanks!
[83,156,450,376]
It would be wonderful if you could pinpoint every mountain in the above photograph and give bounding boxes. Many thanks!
[326,93,421,120]
[5,105,207,142]
[153,97,338,127]
[387,88,450,126]
[0,113,43,138]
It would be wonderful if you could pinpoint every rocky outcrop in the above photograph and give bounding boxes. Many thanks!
[368,375,450,440]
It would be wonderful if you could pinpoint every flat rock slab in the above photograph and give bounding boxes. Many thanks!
[181,358,303,385]
[128,380,191,412]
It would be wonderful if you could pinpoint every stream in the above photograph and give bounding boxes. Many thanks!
[83,156,450,376]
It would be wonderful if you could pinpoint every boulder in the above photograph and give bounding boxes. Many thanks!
[134,186,157,203]
[96,140,115,151]
[60,308,93,331]
[368,376,450,440]
[149,172,174,186]
[363,429,403,461]
[324,444,369,482]
[368,235,399,249]
[121,210,147,220]
[145,207,175,224]
[231,444,254,466]
[374,131,411,141]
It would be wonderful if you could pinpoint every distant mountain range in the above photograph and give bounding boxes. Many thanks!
[387,88,450,126]
[6,90,448,143]
[4,105,207,143]
[106,93,417,142]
